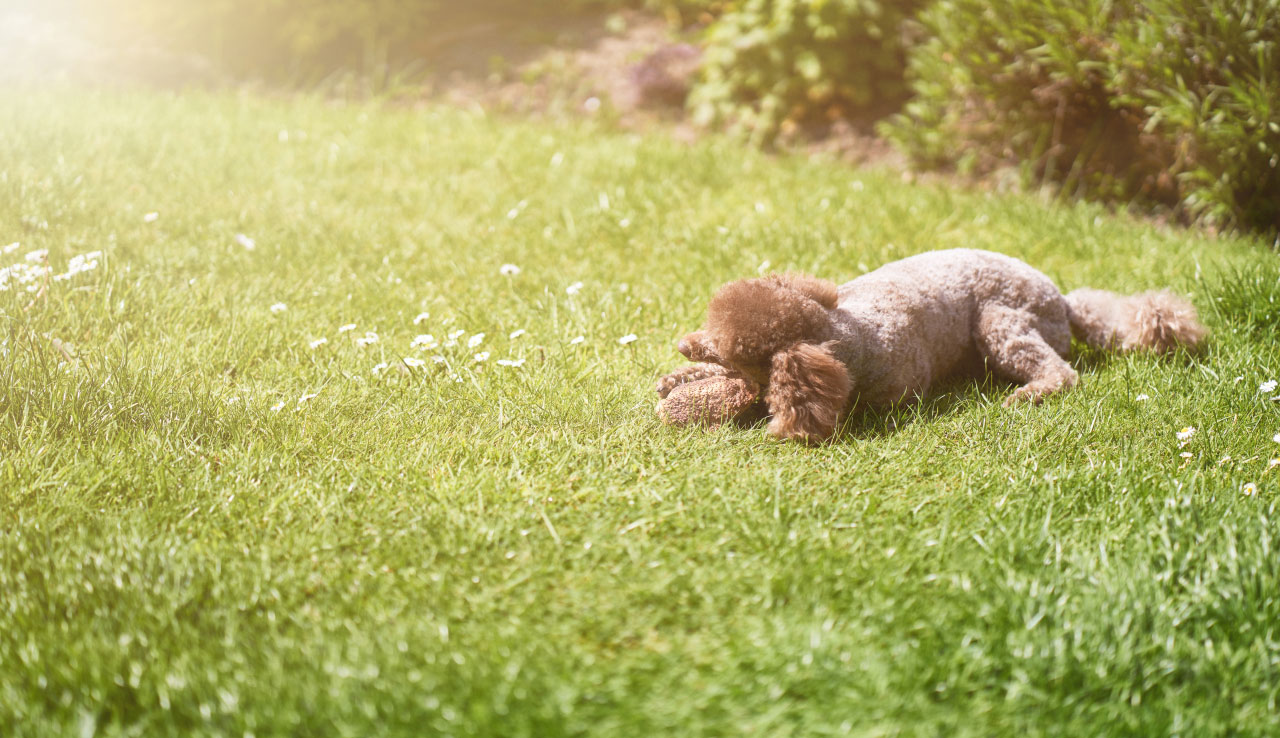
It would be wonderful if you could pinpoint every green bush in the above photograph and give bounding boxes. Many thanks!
[690,0,923,147]
[883,0,1280,234]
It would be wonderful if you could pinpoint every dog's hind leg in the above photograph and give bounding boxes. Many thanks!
[974,305,1078,406]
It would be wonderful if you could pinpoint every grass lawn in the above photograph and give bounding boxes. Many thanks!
[2,88,1279,737]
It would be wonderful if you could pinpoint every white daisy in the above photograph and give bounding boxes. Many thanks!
[497,358,526,368]
[356,331,379,346]
[566,281,584,295]
[448,329,465,340]
[500,264,521,276]
[1234,376,1245,383]
[270,302,287,313]
[403,357,425,368]
[468,333,485,348]
[1274,433,1280,444]
[25,249,48,262]
[618,334,638,345]
[1269,458,1280,470]
[474,351,490,362]
[270,401,285,412]
[1262,380,1278,394]
[2,243,18,254]
[1243,482,1258,496]
[509,329,526,339]
[372,362,389,375]
[235,233,256,250]
[619,218,631,228]
[570,335,585,345]
[431,355,446,364]
[1176,426,1196,442]
[413,312,430,325]
[338,323,357,333]
[1180,451,1194,459]
[143,212,159,223]
[298,392,319,404]
[412,334,438,349]
[1135,394,1150,401]
[309,337,328,349]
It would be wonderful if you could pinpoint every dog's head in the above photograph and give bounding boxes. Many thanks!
[678,273,851,442]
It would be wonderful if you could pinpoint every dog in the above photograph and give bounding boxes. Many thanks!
[659,248,1206,442]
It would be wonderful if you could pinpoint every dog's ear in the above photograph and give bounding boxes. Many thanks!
[677,329,722,363]
[766,273,839,309]
[764,342,851,443]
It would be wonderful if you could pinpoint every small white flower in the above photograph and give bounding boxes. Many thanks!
[372,362,389,375]
[584,96,601,112]
[448,329,465,340]
[550,151,564,167]
[413,311,430,325]
[225,396,240,405]
[619,218,631,228]
[298,392,319,404]
[1180,451,1194,459]
[1176,426,1196,442]
[403,357,425,368]
[412,334,438,349]
[2,243,18,254]
[356,331,379,346]
[270,302,287,313]
[143,212,159,223]
[570,335,585,345]
[1243,482,1258,496]
[500,264,521,276]
[338,323,357,333]
[1269,458,1280,470]
[509,329,526,339]
[309,337,328,349]
[1262,380,1278,394]
[497,358,526,368]
[235,233,256,250]
[618,334,638,345]
[1135,394,1150,402]
[25,249,48,262]
[1274,433,1280,444]
[468,333,485,348]
[431,355,446,364]
[270,401,285,412]
[474,351,490,362]
[1234,376,1244,383]
[566,281,584,295]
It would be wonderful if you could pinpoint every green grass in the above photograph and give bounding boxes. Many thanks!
[2,87,1279,737]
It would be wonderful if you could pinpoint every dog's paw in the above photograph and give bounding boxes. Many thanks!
[1003,386,1046,407]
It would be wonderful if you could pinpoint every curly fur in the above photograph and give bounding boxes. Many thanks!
[664,248,1207,443]
[764,342,851,442]
[1066,288,1207,353]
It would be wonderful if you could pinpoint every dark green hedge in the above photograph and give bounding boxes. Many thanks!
[881,0,1280,233]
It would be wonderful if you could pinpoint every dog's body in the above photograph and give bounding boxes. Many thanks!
[662,248,1206,442]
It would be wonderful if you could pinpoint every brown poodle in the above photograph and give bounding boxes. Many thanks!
[660,248,1206,443]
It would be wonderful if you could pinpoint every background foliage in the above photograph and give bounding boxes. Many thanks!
[690,0,922,147]
[39,0,1280,233]
[881,0,1280,233]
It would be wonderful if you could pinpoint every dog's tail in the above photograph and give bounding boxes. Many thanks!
[1065,288,1207,354]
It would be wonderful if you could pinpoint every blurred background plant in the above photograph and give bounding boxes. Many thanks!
[882,0,1280,234]
[4,0,1277,235]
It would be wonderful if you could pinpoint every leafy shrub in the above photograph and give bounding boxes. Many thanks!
[883,0,1280,234]
[690,0,923,147]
